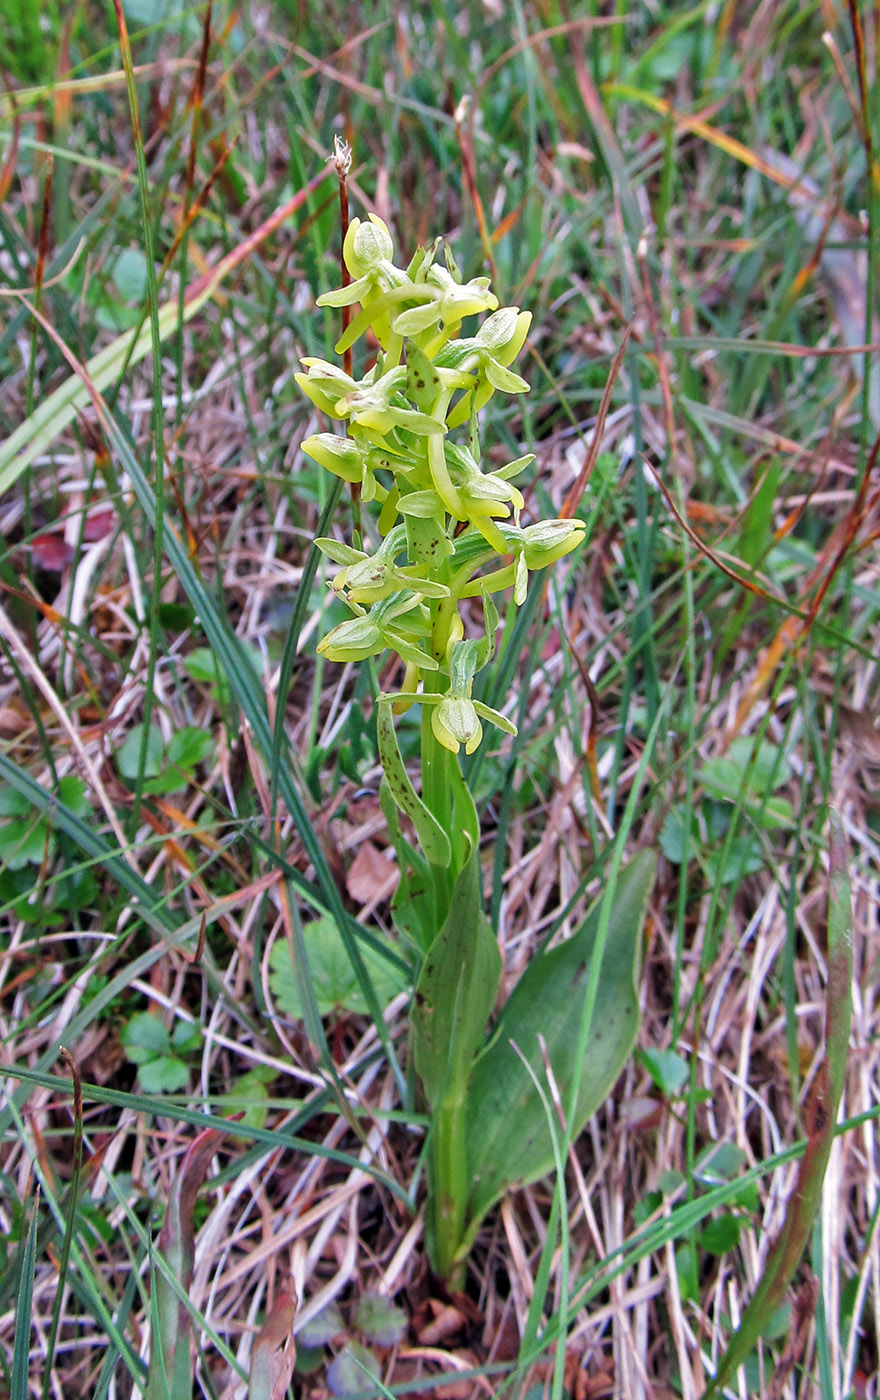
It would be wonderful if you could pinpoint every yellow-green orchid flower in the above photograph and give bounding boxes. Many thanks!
[380,639,516,756]
[316,525,450,605]
[317,590,438,670]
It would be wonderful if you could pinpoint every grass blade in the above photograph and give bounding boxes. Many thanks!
[11,1188,39,1400]
[39,1050,83,1400]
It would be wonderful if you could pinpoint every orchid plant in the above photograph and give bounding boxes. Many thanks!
[297,214,654,1283]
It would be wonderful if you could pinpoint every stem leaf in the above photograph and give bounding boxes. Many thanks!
[412,846,501,1108]
[376,701,451,868]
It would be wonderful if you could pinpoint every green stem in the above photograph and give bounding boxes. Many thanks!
[429,1085,468,1287]
[421,666,453,925]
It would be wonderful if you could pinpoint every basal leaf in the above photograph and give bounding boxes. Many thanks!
[464,851,655,1227]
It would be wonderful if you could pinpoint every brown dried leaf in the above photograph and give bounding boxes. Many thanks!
[249,1290,296,1400]
[346,839,397,908]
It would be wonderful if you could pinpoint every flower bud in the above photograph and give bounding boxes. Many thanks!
[521,519,586,569]
[344,213,395,276]
[317,615,382,663]
[301,434,363,482]
[432,694,483,756]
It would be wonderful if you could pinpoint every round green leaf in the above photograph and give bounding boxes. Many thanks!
[354,1292,407,1347]
[137,1056,190,1093]
[268,917,406,1019]
[117,724,164,782]
[121,1012,170,1058]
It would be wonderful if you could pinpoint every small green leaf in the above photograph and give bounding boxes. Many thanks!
[117,724,164,781]
[268,917,406,1019]
[56,775,90,817]
[353,1293,407,1347]
[121,1012,170,1059]
[641,1047,689,1096]
[0,816,51,869]
[658,1168,686,1195]
[293,1343,324,1375]
[659,803,696,864]
[166,728,215,772]
[327,1342,380,1398]
[158,602,195,630]
[694,1141,747,1186]
[761,1302,793,1342]
[138,1056,189,1093]
[171,1020,201,1054]
[708,831,764,883]
[112,248,149,302]
[699,738,790,798]
[0,790,29,818]
[298,1302,344,1348]
[633,1190,662,1223]
[697,1213,742,1256]
[184,644,262,703]
[225,1065,275,1130]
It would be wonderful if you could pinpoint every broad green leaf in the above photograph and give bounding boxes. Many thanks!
[464,851,655,1227]
[268,917,407,1019]
[411,848,501,1107]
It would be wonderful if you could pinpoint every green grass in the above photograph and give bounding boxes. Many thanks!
[1,2,879,1397]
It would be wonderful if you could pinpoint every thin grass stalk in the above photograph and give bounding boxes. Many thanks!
[39,1050,83,1400]
[111,0,167,831]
